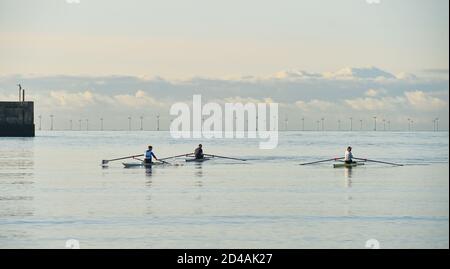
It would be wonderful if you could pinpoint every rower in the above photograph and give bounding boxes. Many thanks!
[344,146,354,164]
[144,145,158,164]
[194,144,204,160]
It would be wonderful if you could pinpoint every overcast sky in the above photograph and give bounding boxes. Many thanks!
[0,0,448,130]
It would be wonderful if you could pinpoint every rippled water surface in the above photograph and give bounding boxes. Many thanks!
[0,131,448,248]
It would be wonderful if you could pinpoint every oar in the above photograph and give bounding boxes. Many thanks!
[102,154,144,165]
[203,154,247,161]
[159,153,194,161]
[353,157,403,166]
[158,159,172,165]
[300,157,344,166]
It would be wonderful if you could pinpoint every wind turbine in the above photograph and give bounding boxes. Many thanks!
[50,115,54,131]
[373,116,377,131]
[156,114,160,131]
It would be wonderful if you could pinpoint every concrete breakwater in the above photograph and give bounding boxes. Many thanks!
[0,102,35,137]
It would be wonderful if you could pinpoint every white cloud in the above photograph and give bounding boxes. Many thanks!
[323,66,395,80]
[365,88,387,97]
[46,90,165,110]
[404,91,448,111]
[114,90,165,108]
[1,71,448,130]
[270,70,322,80]
[49,90,97,108]
[223,96,274,104]
[344,97,404,111]
[396,72,417,80]
[366,0,381,4]
[295,99,336,111]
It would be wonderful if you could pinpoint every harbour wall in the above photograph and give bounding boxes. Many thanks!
[0,102,35,137]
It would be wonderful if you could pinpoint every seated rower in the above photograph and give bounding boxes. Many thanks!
[344,146,354,164]
[144,145,158,164]
[194,144,204,160]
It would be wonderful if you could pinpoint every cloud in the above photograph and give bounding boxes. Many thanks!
[1,70,447,130]
[345,91,448,112]
[323,66,396,80]
[396,72,418,80]
[365,88,387,97]
[404,91,448,111]
[295,99,336,111]
[366,0,381,4]
[344,96,404,111]
[49,90,97,108]
[46,90,165,110]
[270,66,400,81]
[113,90,165,108]
[270,70,322,80]
[223,96,275,104]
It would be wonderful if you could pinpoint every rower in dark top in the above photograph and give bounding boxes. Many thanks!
[144,145,158,164]
[194,144,204,160]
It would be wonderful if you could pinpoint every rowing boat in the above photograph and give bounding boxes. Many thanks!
[185,157,212,163]
[333,162,364,168]
[122,162,166,168]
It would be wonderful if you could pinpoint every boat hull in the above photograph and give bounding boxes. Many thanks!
[333,162,364,168]
[122,162,164,168]
[185,157,211,163]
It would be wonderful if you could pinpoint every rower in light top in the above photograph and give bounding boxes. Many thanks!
[144,145,159,164]
[194,144,204,160]
[344,146,354,164]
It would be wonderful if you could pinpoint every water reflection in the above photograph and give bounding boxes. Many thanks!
[194,164,203,178]
[145,194,153,215]
[145,178,153,188]
[145,166,153,177]
[344,167,353,188]
[0,142,35,222]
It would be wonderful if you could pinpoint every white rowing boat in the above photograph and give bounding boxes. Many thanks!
[122,162,166,168]
[333,162,365,168]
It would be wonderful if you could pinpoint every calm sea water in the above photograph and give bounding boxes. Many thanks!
[0,131,448,249]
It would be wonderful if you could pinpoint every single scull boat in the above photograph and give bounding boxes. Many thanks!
[333,162,365,168]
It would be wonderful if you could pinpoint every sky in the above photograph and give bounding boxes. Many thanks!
[0,0,448,130]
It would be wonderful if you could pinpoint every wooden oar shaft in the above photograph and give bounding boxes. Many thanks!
[204,154,247,161]
[104,154,144,162]
[300,157,344,165]
[353,157,403,166]
[159,153,194,161]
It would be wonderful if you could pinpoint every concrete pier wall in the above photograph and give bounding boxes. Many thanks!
[0,102,35,137]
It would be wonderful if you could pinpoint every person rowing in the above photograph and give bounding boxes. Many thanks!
[344,146,355,164]
[144,145,159,164]
[194,144,204,160]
